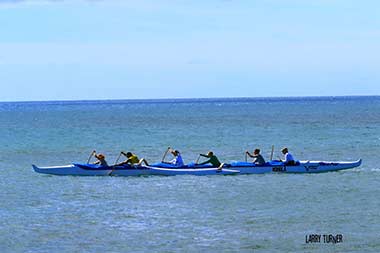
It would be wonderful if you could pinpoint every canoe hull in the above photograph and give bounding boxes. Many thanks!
[151,159,362,174]
[32,164,237,176]
[230,159,362,174]
[32,164,112,176]
[110,167,152,176]
[32,163,152,176]
[32,159,362,176]
[149,167,239,176]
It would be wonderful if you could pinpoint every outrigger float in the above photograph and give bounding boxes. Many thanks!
[32,159,362,176]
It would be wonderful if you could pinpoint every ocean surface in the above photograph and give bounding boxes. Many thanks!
[1,96,380,253]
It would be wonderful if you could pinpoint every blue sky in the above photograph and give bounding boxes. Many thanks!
[0,0,379,101]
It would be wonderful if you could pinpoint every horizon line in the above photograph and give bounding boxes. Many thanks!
[0,95,379,103]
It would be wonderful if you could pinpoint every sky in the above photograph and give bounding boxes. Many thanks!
[0,0,379,101]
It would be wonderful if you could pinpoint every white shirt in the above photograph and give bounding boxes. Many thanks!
[285,152,295,162]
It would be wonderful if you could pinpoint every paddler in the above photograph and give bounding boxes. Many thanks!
[281,147,296,166]
[246,148,266,165]
[116,151,149,166]
[167,148,184,167]
[197,151,221,167]
[93,153,109,166]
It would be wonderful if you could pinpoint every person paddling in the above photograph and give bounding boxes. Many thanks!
[197,151,221,167]
[166,148,184,167]
[246,149,265,165]
[116,151,149,166]
[93,153,108,167]
[281,147,296,166]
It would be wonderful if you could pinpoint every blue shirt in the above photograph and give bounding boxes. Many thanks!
[170,153,184,167]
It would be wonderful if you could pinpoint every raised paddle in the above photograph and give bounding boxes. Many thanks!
[270,145,274,161]
[161,147,171,163]
[87,150,96,164]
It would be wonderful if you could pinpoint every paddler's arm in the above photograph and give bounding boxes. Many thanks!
[169,148,175,155]
[115,160,127,166]
[246,151,254,158]
[198,159,211,165]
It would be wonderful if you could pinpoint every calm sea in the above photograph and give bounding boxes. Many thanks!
[1,96,379,252]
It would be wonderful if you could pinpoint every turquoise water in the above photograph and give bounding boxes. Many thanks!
[1,97,380,252]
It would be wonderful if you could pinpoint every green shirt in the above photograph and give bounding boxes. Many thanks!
[199,155,221,167]
[252,154,265,165]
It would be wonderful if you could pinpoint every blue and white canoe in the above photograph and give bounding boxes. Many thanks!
[151,159,362,174]
[32,164,111,176]
[150,162,238,175]
[228,159,362,174]
[32,162,239,176]
[32,163,152,176]
[33,159,362,176]
[149,167,239,176]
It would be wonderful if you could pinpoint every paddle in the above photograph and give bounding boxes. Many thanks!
[108,165,116,176]
[161,147,171,163]
[270,145,274,161]
[245,151,248,162]
[87,150,96,164]
[114,151,123,165]
[109,152,123,176]
[195,154,201,164]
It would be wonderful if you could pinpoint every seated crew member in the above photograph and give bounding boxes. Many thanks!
[116,151,149,166]
[167,148,184,167]
[246,148,266,165]
[197,151,221,167]
[93,153,108,166]
[281,147,296,166]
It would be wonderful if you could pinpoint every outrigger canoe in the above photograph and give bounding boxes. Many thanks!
[32,163,238,176]
[32,163,151,176]
[229,159,362,174]
[151,159,362,174]
[32,159,362,176]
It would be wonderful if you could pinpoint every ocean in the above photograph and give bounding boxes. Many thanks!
[1,96,379,252]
